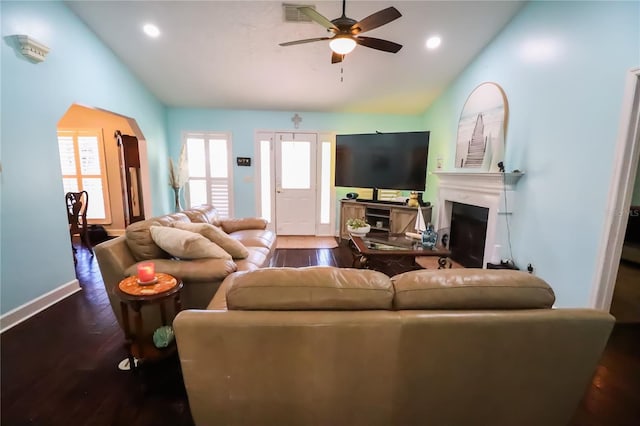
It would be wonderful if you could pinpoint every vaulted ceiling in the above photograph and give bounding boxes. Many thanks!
[67,0,525,114]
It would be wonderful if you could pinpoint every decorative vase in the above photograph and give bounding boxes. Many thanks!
[173,187,183,212]
[153,325,175,348]
[348,224,371,236]
[421,223,438,249]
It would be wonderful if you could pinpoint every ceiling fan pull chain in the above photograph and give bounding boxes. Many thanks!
[340,65,344,83]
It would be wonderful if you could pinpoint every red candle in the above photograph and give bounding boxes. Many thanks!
[137,262,155,282]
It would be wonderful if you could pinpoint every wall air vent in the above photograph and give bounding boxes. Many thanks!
[283,3,315,22]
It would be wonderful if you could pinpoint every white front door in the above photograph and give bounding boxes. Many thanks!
[275,132,317,235]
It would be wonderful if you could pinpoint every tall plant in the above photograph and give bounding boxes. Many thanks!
[169,144,188,211]
[169,143,188,189]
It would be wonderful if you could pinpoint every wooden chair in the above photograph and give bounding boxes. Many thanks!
[65,191,93,260]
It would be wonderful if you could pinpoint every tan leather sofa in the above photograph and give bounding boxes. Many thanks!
[94,205,276,338]
[174,267,614,426]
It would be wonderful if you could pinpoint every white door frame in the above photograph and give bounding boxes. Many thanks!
[254,130,335,236]
[317,132,337,236]
[590,67,640,309]
[275,132,318,235]
[255,132,277,233]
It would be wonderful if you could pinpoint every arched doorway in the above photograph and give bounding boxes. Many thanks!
[57,104,152,236]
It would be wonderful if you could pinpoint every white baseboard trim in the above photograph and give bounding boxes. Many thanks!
[0,279,81,333]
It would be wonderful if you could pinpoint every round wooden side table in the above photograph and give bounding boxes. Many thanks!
[117,273,183,370]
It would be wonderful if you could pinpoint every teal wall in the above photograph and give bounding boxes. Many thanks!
[2,0,638,316]
[421,0,640,307]
[166,109,424,218]
[1,1,168,315]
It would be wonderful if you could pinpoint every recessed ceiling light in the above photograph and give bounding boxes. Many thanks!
[143,24,160,38]
[426,36,441,50]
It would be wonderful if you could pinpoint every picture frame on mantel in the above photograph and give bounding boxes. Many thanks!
[454,82,508,172]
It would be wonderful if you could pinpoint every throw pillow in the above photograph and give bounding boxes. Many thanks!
[172,222,249,259]
[149,226,231,260]
[391,269,555,310]
[224,266,394,310]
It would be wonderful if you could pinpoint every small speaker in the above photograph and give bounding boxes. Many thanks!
[346,192,359,199]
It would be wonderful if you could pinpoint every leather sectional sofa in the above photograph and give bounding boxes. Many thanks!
[174,266,614,426]
[94,205,276,338]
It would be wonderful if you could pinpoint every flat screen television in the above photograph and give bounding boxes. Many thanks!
[335,131,430,195]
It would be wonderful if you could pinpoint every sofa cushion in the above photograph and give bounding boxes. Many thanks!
[171,222,249,259]
[183,205,221,226]
[233,247,270,271]
[220,217,267,234]
[229,229,276,250]
[225,266,394,310]
[149,226,232,260]
[392,269,555,310]
[125,214,191,261]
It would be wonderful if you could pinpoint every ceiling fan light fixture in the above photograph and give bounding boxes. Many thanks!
[426,36,441,50]
[280,1,402,63]
[143,23,160,38]
[329,36,356,55]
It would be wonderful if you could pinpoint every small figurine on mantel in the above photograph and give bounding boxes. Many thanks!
[407,191,420,207]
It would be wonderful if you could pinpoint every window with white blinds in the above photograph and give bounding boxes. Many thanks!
[184,132,233,218]
[57,130,111,223]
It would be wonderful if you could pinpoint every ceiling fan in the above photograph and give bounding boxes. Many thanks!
[279,0,402,64]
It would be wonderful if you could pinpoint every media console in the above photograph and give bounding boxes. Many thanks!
[340,199,433,240]
[355,199,405,206]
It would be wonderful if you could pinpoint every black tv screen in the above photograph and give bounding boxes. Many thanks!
[335,131,430,191]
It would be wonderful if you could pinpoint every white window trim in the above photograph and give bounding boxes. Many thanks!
[255,132,276,231]
[317,132,336,236]
[183,131,234,218]
[58,128,112,224]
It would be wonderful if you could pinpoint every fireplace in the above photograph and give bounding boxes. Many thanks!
[433,171,523,268]
[450,202,489,267]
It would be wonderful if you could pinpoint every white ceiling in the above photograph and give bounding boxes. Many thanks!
[66,0,525,114]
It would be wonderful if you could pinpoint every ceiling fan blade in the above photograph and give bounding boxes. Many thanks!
[356,36,402,53]
[279,37,331,47]
[351,7,401,34]
[298,6,338,31]
[331,51,344,64]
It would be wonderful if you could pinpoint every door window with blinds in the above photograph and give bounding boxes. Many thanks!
[184,132,233,218]
[58,130,111,223]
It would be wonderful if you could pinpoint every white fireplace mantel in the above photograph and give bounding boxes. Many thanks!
[432,171,524,191]
[432,171,524,266]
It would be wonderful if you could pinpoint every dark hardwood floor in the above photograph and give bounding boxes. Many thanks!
[1,242,639,425]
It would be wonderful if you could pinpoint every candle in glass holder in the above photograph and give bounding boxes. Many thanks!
[137,262,155,282]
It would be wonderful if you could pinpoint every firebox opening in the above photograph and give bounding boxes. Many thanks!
[449,202,489,268]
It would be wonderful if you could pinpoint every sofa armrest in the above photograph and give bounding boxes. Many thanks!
[95,236,136,294]
[124,258,238,282]
[219,217,267,234]
[207,277,231,310]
